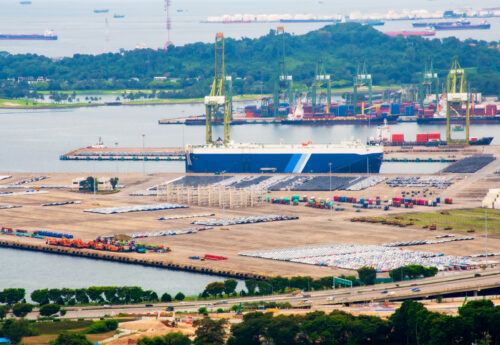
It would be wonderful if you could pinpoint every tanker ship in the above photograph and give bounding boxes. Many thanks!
[185,140,383,173]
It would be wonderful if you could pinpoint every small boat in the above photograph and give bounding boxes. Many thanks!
[113,14,125,18]
[93,9,109,14]
[20,1,32,4]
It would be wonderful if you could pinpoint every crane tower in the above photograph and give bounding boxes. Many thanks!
[273,27,293,117]
[205,33,231,145]
[446,57,470,145]
[164,0,173,48]
[353,62,372,114]
[311,59,331,113]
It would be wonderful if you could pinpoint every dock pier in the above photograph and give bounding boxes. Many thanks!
[60,147,186,161]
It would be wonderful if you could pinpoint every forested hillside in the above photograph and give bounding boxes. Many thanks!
[1,23,499,98]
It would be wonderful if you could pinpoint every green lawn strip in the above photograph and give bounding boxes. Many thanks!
[31,320,94,335]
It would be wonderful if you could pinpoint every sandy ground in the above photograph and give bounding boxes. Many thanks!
[1,147,500,279]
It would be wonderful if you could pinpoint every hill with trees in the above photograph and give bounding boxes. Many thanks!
[0,23,499,98]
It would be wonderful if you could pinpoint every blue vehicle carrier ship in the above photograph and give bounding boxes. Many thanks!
[185,140,383,174]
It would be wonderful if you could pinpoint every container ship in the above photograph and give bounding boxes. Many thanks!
[384,31,436,37]
[279,19,341,23]
[412,20,470,27]
[185,141,383,173]
[369,120,493,147]
[417,103,500,124]
[94,9,109,13]
[434,21,490,30]
[0,30,57,40]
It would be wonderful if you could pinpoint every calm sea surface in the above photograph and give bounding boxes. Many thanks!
[0,0,499,56]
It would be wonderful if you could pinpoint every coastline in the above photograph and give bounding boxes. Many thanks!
[0,237,268,281]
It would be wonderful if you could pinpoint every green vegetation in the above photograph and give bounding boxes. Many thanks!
[50,332,92,345]
[138,332,191,345]
[1,23,499,103]
[12,303,33,318]
[368,208,500,236]
[357,266,377,285]
[30,286,159,306]
[31,320,93,335]
[390,265,438,282]
[85,319,118,334]
[134,300,500,345]
[39,304,61,317]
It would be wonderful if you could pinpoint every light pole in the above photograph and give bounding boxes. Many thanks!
[114,141,119,178]
[142,134,146,180]
[221,171,226,223]
[329,162,333,221]
[485,207,488,269]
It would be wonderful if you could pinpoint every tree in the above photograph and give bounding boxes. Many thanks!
[459,299,498,345]
[31,289,50,305]
[193,317,227,345]
[138,332,191,345]
[50,332,92,345]
[74,289,89,304]
[204,282,225,297]
[79,176,97,192]
[39,304,61,317]
[389,300,429,345]
[223,279,238,295]
[161,293,172,302]
[12,303,32,318]
[48,288,62,303]
[174,292,185,301]
[228,312,273,345]
[110,177,119,190]
[244,280,257,295]
[0,288,25,305]
[357,266,377,285]
[0,318,33,344]
[257,281,272,295]
[0,305,9,320]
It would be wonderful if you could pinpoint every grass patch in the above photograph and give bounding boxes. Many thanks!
[381,208,500,236]
[23,331,115,345]
[31,320,94,335]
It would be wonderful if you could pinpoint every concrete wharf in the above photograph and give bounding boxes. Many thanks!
[60,147,186,161]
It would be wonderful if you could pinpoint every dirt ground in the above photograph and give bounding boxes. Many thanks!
[2,147,500,279]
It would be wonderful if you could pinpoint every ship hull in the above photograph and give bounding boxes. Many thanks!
[417,116,500,124]
[186,151,383,174]
[0,35,57,40]
[379,137,493,147]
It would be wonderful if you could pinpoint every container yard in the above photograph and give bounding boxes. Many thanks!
[1,149,500,278]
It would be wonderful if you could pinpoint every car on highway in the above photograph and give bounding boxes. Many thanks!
[326,296,336,301]
[145,303,153,307]
[381,290,388,294]
[411,287,421,292]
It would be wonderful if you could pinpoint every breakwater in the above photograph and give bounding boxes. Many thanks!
[0,239,267,280]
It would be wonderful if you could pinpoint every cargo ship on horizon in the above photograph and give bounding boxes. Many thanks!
[434,21,490,30]
[0,30,57,40]
[412,20,470,27]
[186,140,383,173]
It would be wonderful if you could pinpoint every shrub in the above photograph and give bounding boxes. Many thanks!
[174,292,185,301]
[39,304,61,317]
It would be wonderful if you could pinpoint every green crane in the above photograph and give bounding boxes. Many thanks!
[446,57,469,145]
[419,60,439,109]
[205,33,231,145]
[311,59,331,113]
[273,26,293,117]
[353,62,372,115]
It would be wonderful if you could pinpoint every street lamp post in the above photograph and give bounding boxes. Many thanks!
[222,171,226,222]
[114,141,119,177]
[329,162,333,221]
[142,134,146,179]
[485,207,488,268]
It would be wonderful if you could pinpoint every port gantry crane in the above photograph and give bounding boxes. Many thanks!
[352,61,372,115]
[311,59,331,114]
[446,57,470,145]
[205,32,232,145]
[419,60,439,110]
[273,26,293,117]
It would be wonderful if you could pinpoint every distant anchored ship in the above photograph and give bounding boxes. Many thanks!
[0,29,58,40]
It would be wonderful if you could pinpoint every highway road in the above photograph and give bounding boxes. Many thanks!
[24,268,500,319]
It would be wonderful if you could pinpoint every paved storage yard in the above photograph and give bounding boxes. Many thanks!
[1,146,500,279]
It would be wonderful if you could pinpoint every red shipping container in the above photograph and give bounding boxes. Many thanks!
[486,105,497,115]
[416,133,428,143]
[428,132,441,140]
[392,134,404,143]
